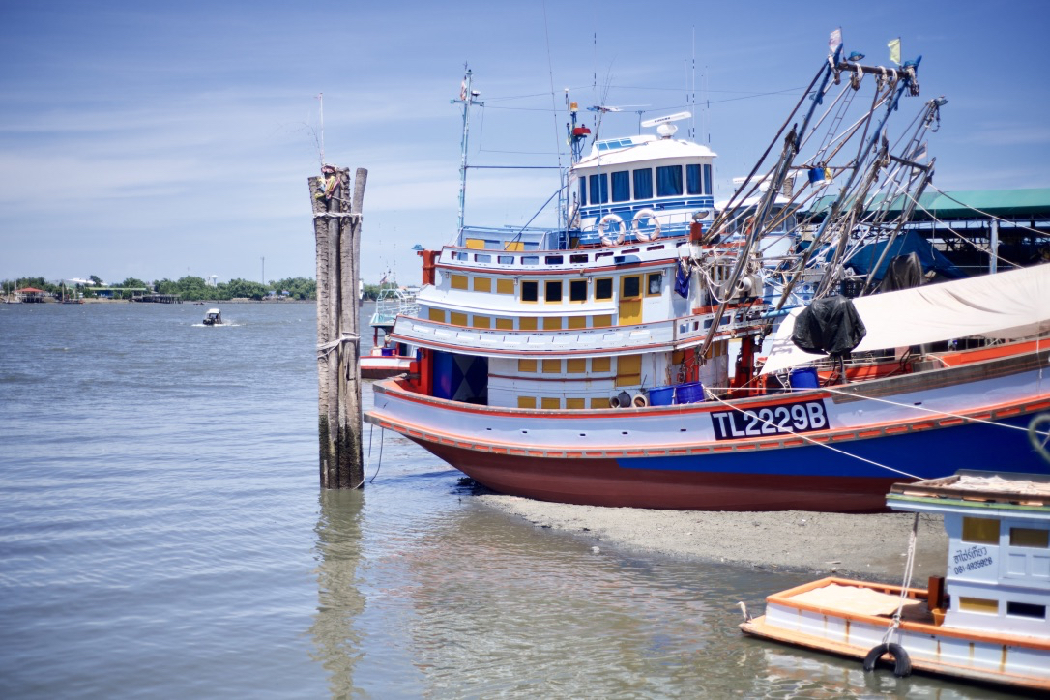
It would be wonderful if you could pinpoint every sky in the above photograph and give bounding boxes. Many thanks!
[2,1,1048,287]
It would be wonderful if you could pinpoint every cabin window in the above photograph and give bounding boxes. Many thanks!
[592,357,611,372]
[569,279,587,302]
[567,316,586,329]
[521,280,539,303]
[589,397,608,409]
[540,397,560,409]
[472,315,491,329]
[703,164,713,194]
[428,308,446,323]
[450,275,468,290]
[545,255,564,265]
[633,168,653,199]
[1006,602,1046,619]
[656,165,683,196]
[498,255,515,264]
[570,253,589,264]
[686,164,703,194]
[449,312,467,326]
[521,256,539,265]
[592,314,612,328]
[519,317,538,331]
[544,280,563,303]
[517,396,537,409]
[495,318,513,330]
[646,273,663,296]
[541,359,561,374]
[622,275,641,299]
[566,397,585,410]
[589,173,608,204]
[1010,527,1050,548]
[542,317,562,330]
[962,516,1000,544]
[518,359,537,372]
[474,277,492,292]
[567,359,586,373]
[595,277,613,301]
[959,597,998,614]
[474,253,491,263]
[578,178,587,207]
[496,278,514,294]
[611,170,630,202]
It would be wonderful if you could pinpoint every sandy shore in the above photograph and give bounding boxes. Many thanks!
[476,494,948,583]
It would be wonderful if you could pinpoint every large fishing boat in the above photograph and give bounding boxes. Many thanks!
[365,34,1050,511]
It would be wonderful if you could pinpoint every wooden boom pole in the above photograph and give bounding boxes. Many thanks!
[310,164,366,488]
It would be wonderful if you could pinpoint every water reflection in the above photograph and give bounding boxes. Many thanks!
[311,489,366,698]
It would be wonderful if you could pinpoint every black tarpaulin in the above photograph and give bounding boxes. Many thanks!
[791,295,867,358]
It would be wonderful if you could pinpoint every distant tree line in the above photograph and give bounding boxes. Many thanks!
[3,275,395,301]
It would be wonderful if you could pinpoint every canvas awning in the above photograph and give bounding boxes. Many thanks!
[761,263,1050,374]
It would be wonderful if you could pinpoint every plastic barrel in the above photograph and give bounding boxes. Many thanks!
[381,347,394,357]
[647,386,675,406]
[790,366,819,390]
[675,381,705,404]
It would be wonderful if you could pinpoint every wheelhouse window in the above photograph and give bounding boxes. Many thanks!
[578,178,587,206]
[646,273,663,296]
[589,173,608,204]
[633,168,653,200]
[611,170,630,202]
[686,164,703,194]
[521,280,539,303]
[656,165,683,196]
[703,164,713,194]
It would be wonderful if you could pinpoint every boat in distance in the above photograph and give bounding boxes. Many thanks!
[202,308,222,325]
[364,34,1050,511]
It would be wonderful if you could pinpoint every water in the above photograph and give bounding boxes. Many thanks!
[0,302,1020,698]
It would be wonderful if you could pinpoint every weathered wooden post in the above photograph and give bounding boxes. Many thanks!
[310,164,366,488]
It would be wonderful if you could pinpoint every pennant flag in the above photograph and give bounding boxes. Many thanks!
[829,28,842,54]
[459,79,467,101]
[909,141,928,162]
[888,38,901,65]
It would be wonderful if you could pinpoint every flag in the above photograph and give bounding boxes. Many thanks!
[888,38,901,65]
[829,28,842,54]
[909,141,928,162]
[459,79,467,101]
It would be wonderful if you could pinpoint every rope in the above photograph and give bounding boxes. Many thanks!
[316,333,360,360]
[366,423,385,483]
[701,389,920,478]
[313,211,361,220]
[883,512,920,644]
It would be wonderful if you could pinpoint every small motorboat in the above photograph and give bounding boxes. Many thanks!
[202,308,222,326]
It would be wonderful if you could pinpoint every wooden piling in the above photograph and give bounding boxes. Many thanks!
[310,165,366,488]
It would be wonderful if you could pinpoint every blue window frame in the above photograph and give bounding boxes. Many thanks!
[578,177,587,206]
[703,164,713,195]
[589,173,608,204]
[686,164,702,194]
[633,168,653,200]
[656,165,683,196]
[611,170,630,202]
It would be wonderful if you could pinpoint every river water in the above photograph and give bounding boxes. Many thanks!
[0,302,1019,698]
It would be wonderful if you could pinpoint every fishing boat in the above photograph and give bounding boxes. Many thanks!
[202,308,222,326]
[361,286,420,379]
[364,34,1050,511]
[740,471,1050,691]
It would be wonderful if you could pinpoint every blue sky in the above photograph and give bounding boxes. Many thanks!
[2,1,1048,286]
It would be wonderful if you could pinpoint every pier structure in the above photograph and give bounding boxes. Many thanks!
[310,164,366,489]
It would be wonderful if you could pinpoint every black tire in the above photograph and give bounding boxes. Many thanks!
[862,642,912,678]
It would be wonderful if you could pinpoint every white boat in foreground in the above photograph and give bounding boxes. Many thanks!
[741,470,1050,691]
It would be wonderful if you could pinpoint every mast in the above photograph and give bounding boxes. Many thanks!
[454,68,482,235]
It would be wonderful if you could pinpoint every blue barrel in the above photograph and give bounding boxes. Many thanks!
[381,347,394,357]
[675,381,705,404]
[648,386,675,406]
[790,366,819,390]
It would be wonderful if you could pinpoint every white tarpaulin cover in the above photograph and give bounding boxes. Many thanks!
[761,263,1050,374]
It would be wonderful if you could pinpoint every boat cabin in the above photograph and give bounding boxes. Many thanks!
[203,308,221,326]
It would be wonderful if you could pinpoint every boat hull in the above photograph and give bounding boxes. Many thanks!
[367,347,1050,511]
[741,577,1050,690]
[360,355,414,379]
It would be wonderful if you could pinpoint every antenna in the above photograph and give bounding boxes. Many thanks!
[453,66,482,235]
[316,93,325,166]
[640,111,691,128]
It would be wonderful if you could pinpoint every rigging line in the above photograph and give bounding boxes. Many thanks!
[817,383,1050,437]
[926,182,1050,239]
[369,427,385,483]
[898,188,1025,269]
[701,389,920,479]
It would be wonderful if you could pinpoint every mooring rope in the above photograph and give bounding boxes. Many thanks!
[316,333,360,360]
[883,512,920,645]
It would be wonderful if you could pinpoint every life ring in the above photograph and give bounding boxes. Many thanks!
[862,643,912,678]
[598,214,626,247]
[631,208,661,242]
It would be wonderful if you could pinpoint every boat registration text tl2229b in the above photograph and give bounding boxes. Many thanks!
[710,399,829,440]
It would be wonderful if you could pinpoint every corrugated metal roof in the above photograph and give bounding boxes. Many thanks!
[807,188,1050,221]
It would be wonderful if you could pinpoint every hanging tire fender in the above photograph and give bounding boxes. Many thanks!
[862,642,912,678]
